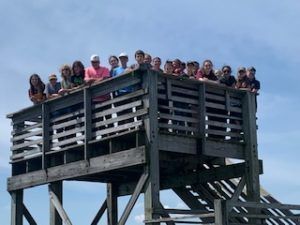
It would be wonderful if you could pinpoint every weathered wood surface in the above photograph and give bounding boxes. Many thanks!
[8,147,146,191]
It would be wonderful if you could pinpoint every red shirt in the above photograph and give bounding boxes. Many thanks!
[85,66,111,102]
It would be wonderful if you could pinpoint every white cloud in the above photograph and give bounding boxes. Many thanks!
[134,214,145,224]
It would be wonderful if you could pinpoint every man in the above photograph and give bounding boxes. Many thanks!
[129,49,151,71]
[85,54,110,102]
[85,54,110,85]
[247,66,260,93]
[112,52,132,95]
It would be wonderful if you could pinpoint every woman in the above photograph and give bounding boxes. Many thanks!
[71,60,85,88]
[219,65,236,87]
[58,64,73,95]
[28,74,46,104]
[235,67,251,90]
[196,59,218,82]
[108,55,119,76]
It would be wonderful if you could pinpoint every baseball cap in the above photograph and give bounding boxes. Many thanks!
[49,74,57,81]
[90,54,100,62]
[238,66,246,72]
[119,52,128,58]
[247,66,256,72]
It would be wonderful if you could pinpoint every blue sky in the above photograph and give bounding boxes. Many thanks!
[1,0,300,224]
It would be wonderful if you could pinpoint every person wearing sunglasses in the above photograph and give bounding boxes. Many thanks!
[219,65,236,88]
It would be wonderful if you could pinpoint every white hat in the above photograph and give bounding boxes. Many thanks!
[119,52,128,58]
[90,54,100,62]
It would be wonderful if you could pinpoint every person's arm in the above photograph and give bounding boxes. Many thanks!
[84,68,97,85]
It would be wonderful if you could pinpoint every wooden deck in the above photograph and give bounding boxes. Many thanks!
[8,69,254,179]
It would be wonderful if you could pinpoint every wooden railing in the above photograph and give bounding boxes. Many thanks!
[7,69,257,175]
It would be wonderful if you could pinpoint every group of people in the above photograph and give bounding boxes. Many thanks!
[28,49,260,105]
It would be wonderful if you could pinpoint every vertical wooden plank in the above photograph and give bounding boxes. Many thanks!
[198,83,206,155]
[11,190,23,225]
[49,181,63,225]
[42,103,50,170]
[144,70,160,225]
[242,92,260,202]
[84,88,92,160]
[107,183,118,225]
[214,199,227,225]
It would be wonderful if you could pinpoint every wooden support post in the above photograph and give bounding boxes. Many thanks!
[143,70,160,225]
[84,88,92,160]
[91,199,107,225]
[49,181,63,225]
[242,92,260,202]
[214,199,227,225]
[42,103,50,170]
[231,176,246,202]
[107,183,118,225]
[11,190,23,225]
[23,203,37,225]
[118,172,148,225]
[198,83,206,155]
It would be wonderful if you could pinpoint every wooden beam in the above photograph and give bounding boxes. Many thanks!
[42,103,50,170]
[84,88,92,160]
[143,71,161,225]
[49,184,71,225]
[10,190,23,225]
[214,199,227,225]
[118,172,148,225]
[231,177,246,202]
[173,187,213,224]
[91,199,107,225]
[23,203,37,225]
[8,147,146,191]
[49,181,63,225]
[116,161,263,196]
[107,184,118,225]
[242,92,260,202]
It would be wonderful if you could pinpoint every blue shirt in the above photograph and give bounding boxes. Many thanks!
[112,66,133,95]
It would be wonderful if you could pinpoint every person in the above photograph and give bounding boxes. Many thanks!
[46,74,61,99]
[129,50,151,71]
[164,60,173,74]
[71,60,85,88]
[112,52,132,95]
[144,53,152,64]
[152,57,163,72]
[85,54,110,101]
[108,55,119,76]
[196,59,218,82]
[185,61,196,79]
[28,74,46,105]
[112,52,128,77]
[219,65,236,87]
[235,67,250,90]
[193,61,200,75]
[172,59,183,75]
[85,54,110,85]
[214,69,223,79]
[247,66,260,93]
[58,64,73,95]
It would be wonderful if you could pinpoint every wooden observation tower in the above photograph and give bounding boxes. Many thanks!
[7,68,300,225]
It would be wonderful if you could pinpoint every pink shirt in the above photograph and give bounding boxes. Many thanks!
[85,66,111,102]
[85,66,110,82]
